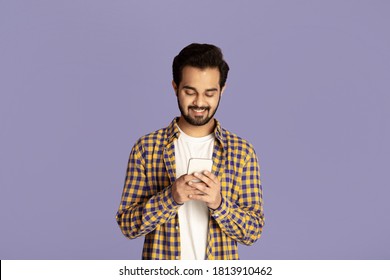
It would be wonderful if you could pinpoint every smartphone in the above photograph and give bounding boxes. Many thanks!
[187,158,213,182]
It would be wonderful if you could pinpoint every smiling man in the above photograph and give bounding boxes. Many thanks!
[116,43,264,260]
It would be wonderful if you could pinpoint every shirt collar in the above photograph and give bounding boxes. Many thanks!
[166,117,225,147]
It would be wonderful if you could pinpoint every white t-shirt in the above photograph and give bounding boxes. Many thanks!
[174,125,215,260]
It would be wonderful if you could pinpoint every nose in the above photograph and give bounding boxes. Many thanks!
[193,93,206,107]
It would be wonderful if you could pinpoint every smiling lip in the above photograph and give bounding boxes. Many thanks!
[191,108,207,115]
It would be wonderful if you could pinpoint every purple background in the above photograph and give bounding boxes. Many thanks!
[1,0,389,260]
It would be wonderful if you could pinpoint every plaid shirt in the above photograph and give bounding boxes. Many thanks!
[116,118,264,260]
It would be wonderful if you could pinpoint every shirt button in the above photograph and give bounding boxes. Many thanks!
[175,256,179,260]
[214,214,219,217]
[175,226,179,230]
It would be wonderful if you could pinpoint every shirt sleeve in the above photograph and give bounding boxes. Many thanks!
[116,142,181,239]
[209,149,265,245]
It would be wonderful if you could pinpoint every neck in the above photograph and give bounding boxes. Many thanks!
[177,117,215,137]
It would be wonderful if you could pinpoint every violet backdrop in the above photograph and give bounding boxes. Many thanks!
[0,0,389,259]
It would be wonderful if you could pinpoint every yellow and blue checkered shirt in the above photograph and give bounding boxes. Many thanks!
[116,117,264,259]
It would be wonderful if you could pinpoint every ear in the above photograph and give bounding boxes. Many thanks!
[172,80,178,96]
[220,85,226,96]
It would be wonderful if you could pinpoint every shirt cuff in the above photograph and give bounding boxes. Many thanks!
[209,196,229,220]
[160,185,182,210]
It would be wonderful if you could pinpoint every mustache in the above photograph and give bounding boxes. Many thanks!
[188,106,210,110]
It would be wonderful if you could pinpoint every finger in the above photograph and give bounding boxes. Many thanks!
[188,181,209,194]
[183,186,204,196]
[183,174,198,183]
[180,183,207,195]
[188,190,206,196]
[193,172,214,187]
[188,194,210,202]
[202,170,219,183]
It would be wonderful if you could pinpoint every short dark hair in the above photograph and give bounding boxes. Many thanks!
[172,43,230,89]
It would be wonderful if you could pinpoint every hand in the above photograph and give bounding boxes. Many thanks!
[172,174,205,204]
[187,171,222,210]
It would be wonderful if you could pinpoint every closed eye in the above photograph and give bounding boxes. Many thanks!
[205,91,216,97]
[185,90,196,96]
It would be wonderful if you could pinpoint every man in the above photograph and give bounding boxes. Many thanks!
[116,43,264,260]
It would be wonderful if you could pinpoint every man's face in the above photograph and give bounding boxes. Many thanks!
[174,66,225,126]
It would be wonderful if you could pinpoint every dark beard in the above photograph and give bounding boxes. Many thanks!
[177,94,221,126]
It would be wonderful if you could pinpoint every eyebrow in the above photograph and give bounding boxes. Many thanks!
[182,86,219,93]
